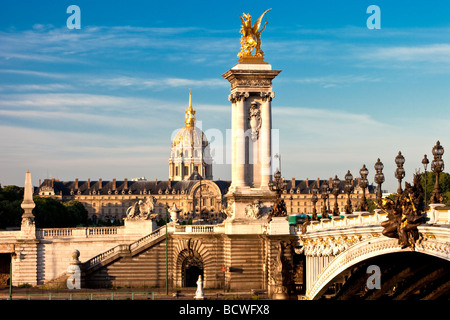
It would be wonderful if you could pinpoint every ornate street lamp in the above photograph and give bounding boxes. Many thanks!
[311,185,319,221]
[431,141,444,204]
[374,158,385,204]
[394,151,405,195]
[321,181,329,218]
[268,169,287,196]
[359,164,369,211]
[268,169,288,221]
[332,175,340,216]
[422,154,429,207]
[344,170,354,214]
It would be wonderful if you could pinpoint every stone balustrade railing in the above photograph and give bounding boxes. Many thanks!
[173,224,225,234]
[305,211,387,233]
[36,226,124,239]
[129,227,166,252]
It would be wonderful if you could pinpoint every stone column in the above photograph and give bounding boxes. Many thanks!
[260,92,274,189]
[230,92,248,189]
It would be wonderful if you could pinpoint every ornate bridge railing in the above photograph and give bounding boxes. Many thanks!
[305,211,387,233]
[302,206,450,234]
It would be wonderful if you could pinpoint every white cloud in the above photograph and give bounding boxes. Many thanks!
[87,76,226,90]
[285,74,383,88]
[362,44,450,63]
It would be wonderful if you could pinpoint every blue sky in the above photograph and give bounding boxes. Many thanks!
[1,1,450,192]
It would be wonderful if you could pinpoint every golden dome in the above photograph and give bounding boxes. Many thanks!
[172,92,208,149]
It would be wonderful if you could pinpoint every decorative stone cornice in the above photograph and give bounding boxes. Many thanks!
[222,69,281,92]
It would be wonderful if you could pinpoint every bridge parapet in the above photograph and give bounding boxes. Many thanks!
[306,211,387,233]
[302,206,450,235]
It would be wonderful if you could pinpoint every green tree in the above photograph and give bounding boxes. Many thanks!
[63,200,88,227]
[0,185,23,229]
[33,196,70,228]
[420,171,450,206]
[33,197,91,228]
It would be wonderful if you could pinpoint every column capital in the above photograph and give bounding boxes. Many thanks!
[260,91,275,102]
[228,92,249,104]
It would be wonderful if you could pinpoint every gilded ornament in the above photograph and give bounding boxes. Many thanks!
[238,9,271,59]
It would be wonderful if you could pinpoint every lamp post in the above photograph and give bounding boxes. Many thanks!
[321,182,329,218]
[374,158,385,204]
[394,151,405,195]
[332,175,340,217]
[268,169,288,221]
[422,154,429,207]
[9,252,15,300]
[164,203,169,296]
[311,186,318,221]
[344,170,354,214]
[268,169,287,197]
[431,141,444,204]
[359,164,369,211]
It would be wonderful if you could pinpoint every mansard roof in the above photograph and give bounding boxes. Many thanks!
[37,178,231,196]
[37,176,375,197]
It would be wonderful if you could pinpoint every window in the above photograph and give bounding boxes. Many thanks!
[184,166,189,175]
[175,166,179,176]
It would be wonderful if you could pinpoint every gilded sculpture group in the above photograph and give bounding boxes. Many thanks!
[378,173,426,250]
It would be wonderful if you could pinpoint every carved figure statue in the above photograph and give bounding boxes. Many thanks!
[248,102,261,141]
[126,197,157,220]
[269,241,293,299]
[267,197,287,222]
[238,9,271,58]
[378,173,426,249]
[194,275,205,300]
[245,200,262,219]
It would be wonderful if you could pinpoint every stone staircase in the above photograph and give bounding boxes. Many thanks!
[41,227,168,289]
[83,226,168,288]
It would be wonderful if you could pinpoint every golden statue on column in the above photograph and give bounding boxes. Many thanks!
[238,8,271,59]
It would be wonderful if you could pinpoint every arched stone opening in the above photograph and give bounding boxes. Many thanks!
[177,249,204,288]
[182,255,203,287]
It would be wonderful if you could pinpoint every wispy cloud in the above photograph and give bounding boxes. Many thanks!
[286,74,382,88]
[87,75,227,90]
[0,25,236,65]
[362,43,450,63]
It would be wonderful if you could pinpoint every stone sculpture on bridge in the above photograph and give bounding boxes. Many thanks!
[379,173,426,250]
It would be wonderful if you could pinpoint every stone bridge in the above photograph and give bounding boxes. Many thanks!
[1,192,449,299]
[298,205,450,300]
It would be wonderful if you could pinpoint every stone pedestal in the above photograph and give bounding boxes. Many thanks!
[124,218,157,236]
[224,187,276,235]
[428,203,446,224]
[66,249,82,289]
[268,216,290,235]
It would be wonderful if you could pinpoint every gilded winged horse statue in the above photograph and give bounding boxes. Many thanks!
[238,9,272,58]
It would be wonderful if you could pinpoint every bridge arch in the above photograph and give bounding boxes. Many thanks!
[306,235,450,300]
